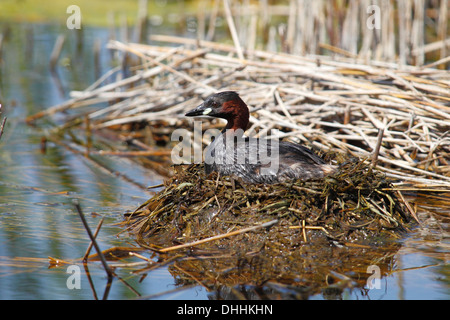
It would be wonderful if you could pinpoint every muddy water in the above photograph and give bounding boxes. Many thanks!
[0,23,448,300]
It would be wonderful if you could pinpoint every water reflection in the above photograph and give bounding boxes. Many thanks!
[0,22,161,299]
[166,237,402,300]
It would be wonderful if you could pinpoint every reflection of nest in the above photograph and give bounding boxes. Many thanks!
[169,238,400,299]
[124,154,412,298]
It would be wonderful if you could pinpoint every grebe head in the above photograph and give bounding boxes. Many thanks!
[185,91,249,131]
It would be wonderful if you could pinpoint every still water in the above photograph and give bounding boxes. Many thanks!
[0,23,448,300]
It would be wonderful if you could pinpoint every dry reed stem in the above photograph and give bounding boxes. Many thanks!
[0,116,6,141]
[28,33,449,189]
[157,219,278,253]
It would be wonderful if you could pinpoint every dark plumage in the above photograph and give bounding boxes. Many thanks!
[186,91,335,184]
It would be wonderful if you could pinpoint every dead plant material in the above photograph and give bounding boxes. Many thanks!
[27,35,450,189]
[126,154,413,253]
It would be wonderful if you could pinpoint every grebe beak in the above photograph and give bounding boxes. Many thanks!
[185,102,214,117]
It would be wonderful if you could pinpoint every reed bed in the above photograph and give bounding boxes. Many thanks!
[29,34,450,189]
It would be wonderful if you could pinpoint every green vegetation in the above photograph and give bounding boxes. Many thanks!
[0,0,197,27]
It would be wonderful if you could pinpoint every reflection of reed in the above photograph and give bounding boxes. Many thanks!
[15,1,448,299]
[0,105,6,140]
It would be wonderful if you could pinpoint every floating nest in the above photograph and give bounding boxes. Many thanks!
[123,153,415,297]
[126,153,413,250]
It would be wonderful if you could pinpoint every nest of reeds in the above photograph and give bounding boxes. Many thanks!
[123,153,411,295]
[126,152,412,251]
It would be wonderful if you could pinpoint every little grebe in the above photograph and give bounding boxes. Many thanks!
[185,91,335,184]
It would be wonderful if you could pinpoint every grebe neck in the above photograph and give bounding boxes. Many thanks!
[222,99,249,132]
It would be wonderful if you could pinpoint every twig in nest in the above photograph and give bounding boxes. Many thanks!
[157,219,279,253]
[371,128,385,168]
[395,190,421,225]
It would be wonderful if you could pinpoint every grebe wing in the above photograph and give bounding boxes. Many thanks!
[278,141,326,165]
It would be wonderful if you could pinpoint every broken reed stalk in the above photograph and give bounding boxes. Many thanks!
[0,34,3,62]
[46,134,150,190]
[92,150,173,157]
[49,34,65,71]
[73,200,114,279]
[157,219,278,253]
[371,128,384,168]
[0,109,6,140]
[395,190,421,225]
[223,0,244,60]
[82,217,104,261]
